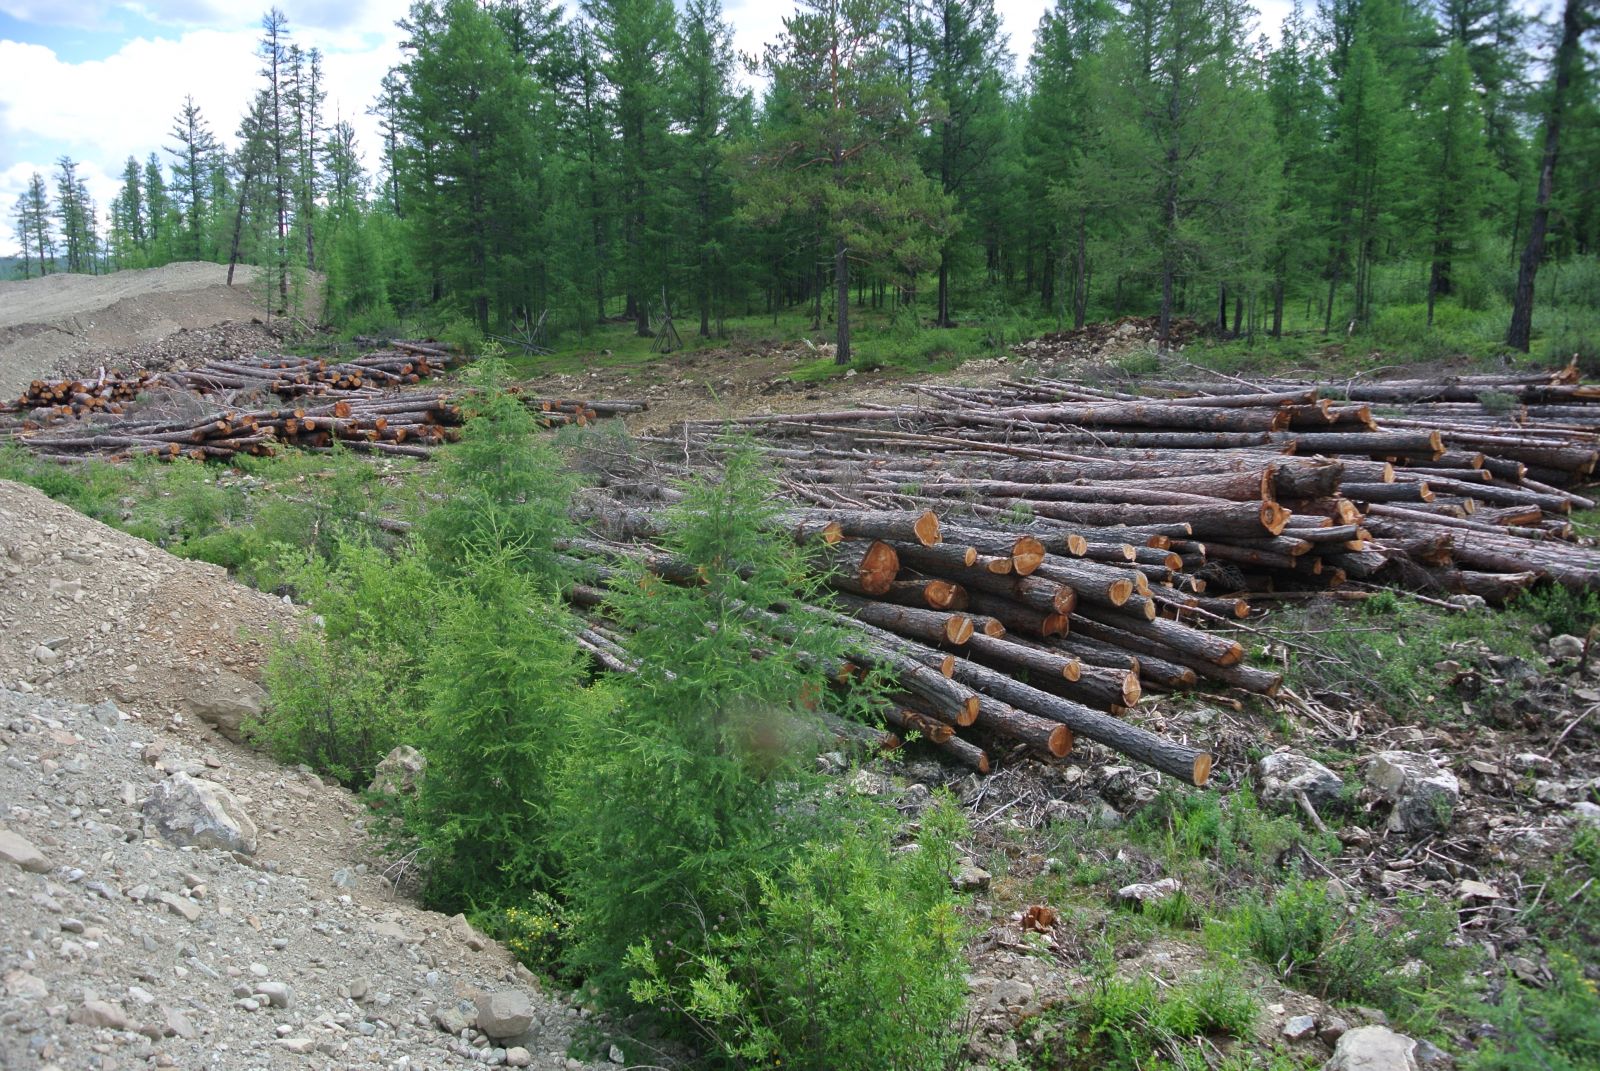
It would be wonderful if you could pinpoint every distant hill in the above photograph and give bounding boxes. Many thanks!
[0,256,25,279]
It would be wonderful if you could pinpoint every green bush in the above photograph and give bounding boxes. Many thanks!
[1470,951,1600,1071]
[0,442,131,523]
[552,445,874,996]
[251,536,438,785]
[402,550,614,910]
[417,359,578,581]
[1208,878,1475,1024]
[1522,584,1600,639]
[626,802,970,1070]
[1033,966,1258,1071]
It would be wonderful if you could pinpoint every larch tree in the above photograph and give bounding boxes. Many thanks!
[1507,0,1594,352]
[394,0,544,332]
[671,0,744,337]
[167,95,222,262]
[53,157,95,274]
[920,0,1010,327]
[257,7,296,309]
[1415,40,1490,326]
[583,0,678,336]
[749,0,951,364]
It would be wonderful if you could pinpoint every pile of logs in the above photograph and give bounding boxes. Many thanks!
[2,342,468,423]
[3,344,649,461]
[549,362,1600,783]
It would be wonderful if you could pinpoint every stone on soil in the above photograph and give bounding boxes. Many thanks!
[370,745,426,796]
[143,770,258,853]
[475,990,535,1040]
[1257,751,1344,811]
[1363,752,1460,833]
[0,827,51,872]
[1323,1025,1420,1071]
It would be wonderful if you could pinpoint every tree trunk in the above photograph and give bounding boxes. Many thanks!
[1507,0,1585,352]
[835,235,851,365]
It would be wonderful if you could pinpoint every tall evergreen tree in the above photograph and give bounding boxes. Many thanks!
[749,0,951,364]
[584,0,678,336]
[167,95,222,262]
[53,157,95,274]
[671,0,744,337]
[1415,40,1490,325]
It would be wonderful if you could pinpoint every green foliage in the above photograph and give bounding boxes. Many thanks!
[251,536,437,786]
[475,892,577,978]
[1128,787,1322,879]
[1521,584,1600,639]
[417,359,577,580]
[626,801,970,1070]
[1207,878,1476,1026]
[0,443,132,524]
[403,550,615,909]
[552,444,876,996]
[1267,593,1542,713]
[1470,951,1600,1071]
[1028,965,1258,1071]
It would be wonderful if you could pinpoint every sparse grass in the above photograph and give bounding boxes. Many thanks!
[1257,591,1543,716]
[1021,960,1259,1071]
[1205,877,1478,1034]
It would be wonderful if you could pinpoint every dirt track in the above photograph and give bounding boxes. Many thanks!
[0,263,272,397]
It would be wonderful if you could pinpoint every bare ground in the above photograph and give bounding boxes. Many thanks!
[0,263,309,398]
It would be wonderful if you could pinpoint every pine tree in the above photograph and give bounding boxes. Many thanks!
[1265,3,1329,335]
[584,0,678,336]
[672,0,743,337]
[167,95,222,262]
[111,156,146,267]
[748,0,951,364]
[257,7,296,309]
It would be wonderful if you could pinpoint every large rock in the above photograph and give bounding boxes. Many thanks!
[183,671,266,742]
[370,745,426,796]
[1323,1025,1420,1071]
[0,828,50,873]
[1363,752,1460,833]
[1257,751,1345,811]
[474,990,534,1040]
[143,772,258,854]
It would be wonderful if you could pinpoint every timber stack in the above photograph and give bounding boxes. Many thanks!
[550,361,1600,783]
[1,344,648,460]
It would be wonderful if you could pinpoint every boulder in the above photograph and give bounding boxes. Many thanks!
[1363,752,1460,833]
[951,863,991,893]
[0,828,50,873]
[1257,751,1345,811]
[143,772,258,854]
[474,990,534,1040]
[1323,1025,1420,1071]
[1115,877,1182,908]
[370,745,426,796]
[182,670,266,741]
[1549,634,1586,661]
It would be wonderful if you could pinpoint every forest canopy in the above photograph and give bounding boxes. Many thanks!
[8,0,1600,359]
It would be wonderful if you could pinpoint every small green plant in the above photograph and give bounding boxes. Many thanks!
[625,800,970,1071]
[1029,963,1258,1071]
[1469,951,1600,1071]
[1207,878,1476,1028]
[251,535,438,786]
[1522,584,1600,639]
[476,892,576,977]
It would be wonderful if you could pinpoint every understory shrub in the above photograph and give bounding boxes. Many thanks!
[550,445,966,1065]
[1208,877,1475,1024]
[402,550,615,911]
[251,536,437,786]
[626,802,970,1071]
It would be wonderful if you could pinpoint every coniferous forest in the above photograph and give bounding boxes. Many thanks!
[9,0,1600,363]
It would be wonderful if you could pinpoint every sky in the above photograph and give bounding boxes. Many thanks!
[0,0,1302,255]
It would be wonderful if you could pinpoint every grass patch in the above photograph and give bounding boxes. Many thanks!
[1259,590,1544,715]
[1023,964,1259,1071]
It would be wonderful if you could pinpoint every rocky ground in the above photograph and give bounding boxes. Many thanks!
[0,481,633,1071]
[0,263,307,399]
